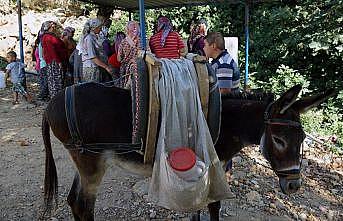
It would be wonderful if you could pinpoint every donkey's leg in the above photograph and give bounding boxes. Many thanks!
[67,172,82,221]
[190,210,201,221]
[208,201,221,221]
[68,151,108,221]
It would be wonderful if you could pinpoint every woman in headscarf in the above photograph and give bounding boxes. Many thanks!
[187,18,208,56]
[61,27,76,58]
[61,27,76,86]
[77,18,113,83]
[41,21,67,98]
[117,21,141,89]
[149,15,186,59]
[108,32,126,78]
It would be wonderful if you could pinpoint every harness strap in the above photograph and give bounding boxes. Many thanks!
[65,85,83,146]
[64,85,143,155]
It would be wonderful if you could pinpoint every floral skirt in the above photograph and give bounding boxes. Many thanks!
[82,67,101,83]
[47,61,64,98]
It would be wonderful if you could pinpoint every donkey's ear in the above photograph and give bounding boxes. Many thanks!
[292,89,336,114]
[277,85,302,114]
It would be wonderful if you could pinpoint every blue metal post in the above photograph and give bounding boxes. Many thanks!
[129,11,132,21]
[17,0,24,65]
[138,0,147,49]
[244,2,249,90]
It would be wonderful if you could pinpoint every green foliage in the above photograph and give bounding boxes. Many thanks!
[250,0,343,108]
[0,57,7,71]
[254,64,311,96]
[108,11,129,41]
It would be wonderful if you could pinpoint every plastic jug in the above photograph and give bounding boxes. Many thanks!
[168,147,206,182]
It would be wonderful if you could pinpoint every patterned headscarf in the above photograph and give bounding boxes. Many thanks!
[126,21,140,38]
[82,18,103,36]
[188,18,207,53]
[76,18,103,55]
[191,18,207,38]
[156,16,173,47]
[62,27,75,38]
[114,31,126,54]
[196,18,207,36]
[41,21,55,34]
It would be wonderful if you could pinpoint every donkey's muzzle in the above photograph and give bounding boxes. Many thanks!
[279,177,301,194]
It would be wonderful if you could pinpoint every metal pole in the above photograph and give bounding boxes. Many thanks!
[244,1,249,90]
[138,0,147,49]
[129,11,132,21]
[17,0,24,64]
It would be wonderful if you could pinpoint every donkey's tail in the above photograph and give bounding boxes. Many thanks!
[42,111,58,215]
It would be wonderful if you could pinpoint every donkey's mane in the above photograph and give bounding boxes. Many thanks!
[221,89,275,103]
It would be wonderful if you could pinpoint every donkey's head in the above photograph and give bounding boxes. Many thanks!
[260,85,335,194]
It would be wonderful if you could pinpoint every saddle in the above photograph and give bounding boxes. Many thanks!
[63,53,221,162]
[136,52,221,164]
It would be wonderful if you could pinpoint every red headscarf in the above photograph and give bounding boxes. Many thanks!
[157,16,173,47]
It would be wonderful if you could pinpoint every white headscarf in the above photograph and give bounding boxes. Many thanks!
[76,18,103,55]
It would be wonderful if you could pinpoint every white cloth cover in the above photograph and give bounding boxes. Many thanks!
[148,58,232,211]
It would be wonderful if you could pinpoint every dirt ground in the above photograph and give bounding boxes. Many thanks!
[0,76,342,221]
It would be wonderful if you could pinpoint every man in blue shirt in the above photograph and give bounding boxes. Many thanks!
[203,32,240,181]
[203,32,240,94]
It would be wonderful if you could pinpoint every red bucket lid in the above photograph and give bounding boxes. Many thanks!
[169,147,196,171]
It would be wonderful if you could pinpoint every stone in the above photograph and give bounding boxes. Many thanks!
[149,210,156,218]
[299,213,307,221]
[326,210,334,221]
[232,156,243,164]
[246,191,261,204]
[133,179,149,197]
[269,203,276,209]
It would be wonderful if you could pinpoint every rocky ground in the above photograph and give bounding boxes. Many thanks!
[0,76,342,221]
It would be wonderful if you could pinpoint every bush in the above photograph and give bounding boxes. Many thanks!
[252,64,311,96]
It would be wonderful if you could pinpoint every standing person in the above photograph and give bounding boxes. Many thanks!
[61,27,76,86]
[108,32,125,83]
[187,18,207,56]
[61,27,76,58]
[41,21,68,98]
[37,30,49,100]
[149,16,186,59]
[203,32,240,181]
[203,32,240,94]
[99,19,113,57]
[33,35,40,75]
[5,51,33,104]
[69,48,83,84]
[77,18,113,83]
[117,21,141,89]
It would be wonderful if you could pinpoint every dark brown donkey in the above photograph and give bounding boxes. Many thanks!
[42,83,334,221]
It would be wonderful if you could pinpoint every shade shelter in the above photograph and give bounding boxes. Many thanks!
[78,0,251,88]
[14,0,252,87]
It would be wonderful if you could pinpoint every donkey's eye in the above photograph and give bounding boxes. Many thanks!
[272,136,285,151]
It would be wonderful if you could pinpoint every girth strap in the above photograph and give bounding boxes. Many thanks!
[65,85,83,146]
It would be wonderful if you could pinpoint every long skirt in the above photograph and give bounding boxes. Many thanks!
[82,67,100,83]
[38,67,49,99]
[47,61,64,98]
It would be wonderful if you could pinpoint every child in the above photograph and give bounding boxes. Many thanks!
[5,51,33,104]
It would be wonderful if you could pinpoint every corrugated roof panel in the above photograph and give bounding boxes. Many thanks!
[80,0,233,10]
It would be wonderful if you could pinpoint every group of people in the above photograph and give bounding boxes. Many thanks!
[4,15,240,109]
[3,15,238,178]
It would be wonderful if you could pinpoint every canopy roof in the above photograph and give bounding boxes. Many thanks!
[79,0,242,10]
